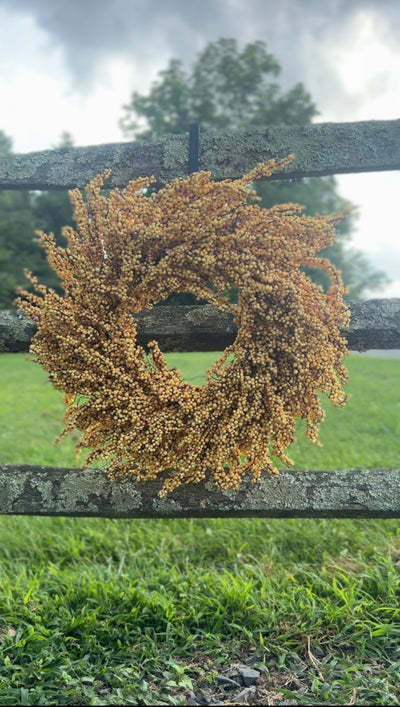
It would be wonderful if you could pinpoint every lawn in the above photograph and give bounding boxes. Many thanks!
[0,352,399,705]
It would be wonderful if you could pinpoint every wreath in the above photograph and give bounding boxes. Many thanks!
[17,156,349,496]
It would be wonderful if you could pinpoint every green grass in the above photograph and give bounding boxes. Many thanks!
[0,353,399,705]
[0,352,399,470]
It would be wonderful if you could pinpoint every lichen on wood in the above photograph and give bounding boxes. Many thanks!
[2,300,400,353]
[0,120,399,190]
[1,465,399,518]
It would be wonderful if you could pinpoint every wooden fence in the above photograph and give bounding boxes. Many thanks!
[1,119,399,518]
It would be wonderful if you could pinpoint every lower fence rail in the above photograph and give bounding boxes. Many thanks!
[0,466,399,518]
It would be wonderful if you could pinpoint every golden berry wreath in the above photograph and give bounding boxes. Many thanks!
[18,157,349,496]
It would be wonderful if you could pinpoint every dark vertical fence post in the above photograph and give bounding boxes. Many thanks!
[188,123,200,174]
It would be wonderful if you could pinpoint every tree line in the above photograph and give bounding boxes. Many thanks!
[0,38,388,308]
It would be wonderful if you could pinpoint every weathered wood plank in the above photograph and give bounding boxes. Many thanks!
[1,299,400,353]
[0,120,399,190]
[0,465,399,518]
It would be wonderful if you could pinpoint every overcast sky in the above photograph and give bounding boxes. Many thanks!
[0,0,399,297]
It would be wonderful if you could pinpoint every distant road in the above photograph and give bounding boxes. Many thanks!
[355,349,400,358]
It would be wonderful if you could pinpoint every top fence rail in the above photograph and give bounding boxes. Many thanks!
[0,120,399,190]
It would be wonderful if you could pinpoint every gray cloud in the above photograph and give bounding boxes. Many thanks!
[1,0,399,113]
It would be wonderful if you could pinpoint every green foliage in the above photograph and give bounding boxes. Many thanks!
[0,132,35,308]
[120,38,388,301]
[32,134,75,242]
[0,180,51,310]
[255,176,387,298]
[120,38,317,137]
[0,131,74,309]
[32,191,73,249]
[0,352,399,472]
[53,130,75,149]
[0,131,12,156]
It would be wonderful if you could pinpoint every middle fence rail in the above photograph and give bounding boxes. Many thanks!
[1,300,400,353]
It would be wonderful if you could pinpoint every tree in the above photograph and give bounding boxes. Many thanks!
[0,131,13,155]
[121,39,317,136]
[32,132,74,249]
[0,131,39,309]
[0,131,74,309]
[120,38,388,300]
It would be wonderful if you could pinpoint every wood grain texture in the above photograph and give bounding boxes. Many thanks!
[1,465,399,518]
[1,300,400,353]
[0,120,399,190]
